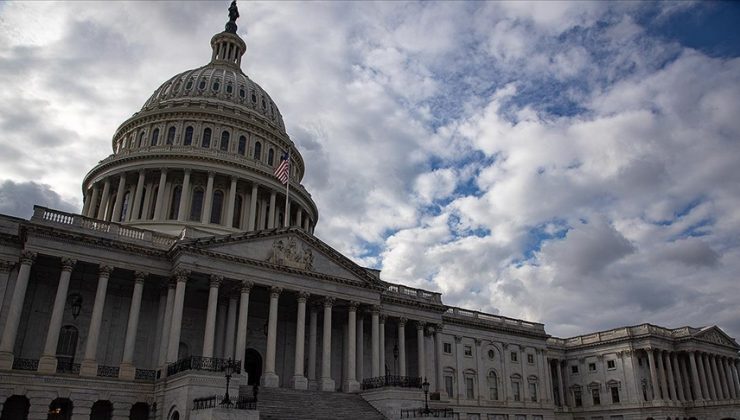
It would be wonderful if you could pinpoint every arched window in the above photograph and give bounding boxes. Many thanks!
[267,148,274,166]
[166,127,176,145]
[190,188,204,221]
[198,79,206,90]
[185,78,194,90]
[488,370,498,400]
[253,141,262,160]
[226,84,233,95]
[48,398,73,420]
[151,128,159,146]
[220,131,230,151]
[511,374,522,401]
[464,369,476,399]
[233,195,243,228]
[138,132,145,148]
[120,191,130,221]
[239,86,246,98]
[212,80,220,91]
[528,375,539,402]
[210,191,224,224]
[261,98,266,109]
[251,92,257,102]
[184,126,193,145]
[238,136,247,155]
[443,367,455,398]
[169,185,182,220]
[90,401,112,420]
[202,128,211,148]
[129,403,149,420]
[0,395,30,420]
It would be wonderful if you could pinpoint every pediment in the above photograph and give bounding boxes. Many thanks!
[178,229,380,287]
[694,326,740,348]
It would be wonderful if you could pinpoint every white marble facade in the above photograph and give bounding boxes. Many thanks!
[0,3,739,420]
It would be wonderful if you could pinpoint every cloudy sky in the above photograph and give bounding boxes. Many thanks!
[1,1,740,339]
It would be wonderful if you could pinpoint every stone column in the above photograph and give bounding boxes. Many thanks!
[678,354,692,400]
[695,351,709,400]
[556,359,565,406]
[202,171,215,223]
[703,353,717,400]
[434,326,444,395]
[112,174,127,222]
[292,291,309,390]
[475,339,485,402]
[398,317,407,376]
[356,314,364,381]
[96,178,111,220]
[417,322,426,380]
[379,314,386,376]
[86,184,100,217]
[671,352,685,401]
[165,269,189,364]
[158,280,176,366]
[296,208,303,230]
[202,275,222,358]
[0,261,13,327]
[710,354,724,399]
[38,258,77,373]
[119,271,146,380]
[131,170,146,220]
[370,306,380,377]
[723,357,737,399]
[215,300,227,358]
[267,191,277,228]
[319,297,335,391]
[262,286,282,387]
[80,265,114,376]
[344,301,360,392]
[226,177,237,227]
[235,281,253,374]
[732,359,740,398]
[153,169,168,220]
[248,184,258,230]
[224,292,238,359]
[646,348,660,400]
[308,304,318,385]
[82,186,93,216]
[177,169,191,222]
[656,349,669,400]
[664,351,677,401]
[455,336,464,399]
[715,355,729,399]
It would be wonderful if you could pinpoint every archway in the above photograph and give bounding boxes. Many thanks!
[47,398,72,420]
[90,401,112,420]
[1,395,30,420]
[129,403,149,420]
[244,348,263,386]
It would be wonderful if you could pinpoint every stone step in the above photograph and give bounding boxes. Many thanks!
[240,386,386,419]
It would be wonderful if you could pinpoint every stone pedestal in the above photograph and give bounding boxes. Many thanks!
[37,355,58,374]
[343,379,361,393]
[291,375,308,390]
[262,372,280,388]
[119,363,136,380]
[319,377,336,392]
[80,360,98,377]
[0,352,14,370]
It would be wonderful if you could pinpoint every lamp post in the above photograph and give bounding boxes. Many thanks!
[422,377,430,414]
[222,358,234,406]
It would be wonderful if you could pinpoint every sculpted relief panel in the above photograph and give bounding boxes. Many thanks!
[267,237,314,271]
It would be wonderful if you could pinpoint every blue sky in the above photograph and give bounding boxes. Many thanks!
[1,1,739,339]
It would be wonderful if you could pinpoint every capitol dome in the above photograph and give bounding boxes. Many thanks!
[80,2,318,237]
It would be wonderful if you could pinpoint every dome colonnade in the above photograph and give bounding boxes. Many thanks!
[80,11,317,237]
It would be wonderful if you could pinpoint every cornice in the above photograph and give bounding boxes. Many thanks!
[442,314,550,340]
[380,293,448,313]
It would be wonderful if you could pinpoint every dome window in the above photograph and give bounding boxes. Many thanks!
[174,80,182,92]
[238,136,247,156]
[220,131,230,151]
[202,128,212,148]
[261,98,266,109]
[186,78,194,90]
[268,148,274,166]
[198,79,206,90]
[212,81,220,91]
[166,127,176,145]
[226,84,233,94]
[239,87,246,98]
[251,92,257,102]
[184,126,194,145]
[151,128,159,146]
[210,190,224,224]
[138,132,145,148]
[254,141,262,160]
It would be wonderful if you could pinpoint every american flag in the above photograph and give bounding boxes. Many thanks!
[274,151,290,185]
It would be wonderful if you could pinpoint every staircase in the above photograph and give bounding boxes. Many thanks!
[240,386,386,419]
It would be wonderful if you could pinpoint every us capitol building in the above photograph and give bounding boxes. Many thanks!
[0,3,738,420]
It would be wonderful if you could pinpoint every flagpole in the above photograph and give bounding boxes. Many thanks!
[283,150,290,227]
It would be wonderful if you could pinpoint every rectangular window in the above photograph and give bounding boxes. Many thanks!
[466,377,475,399]
[571,365,579,374]
[527,354,534,364]
[529,382,537,402]
[464,345,472,357]
[611,386,620,403]
[444,342,452,354]
[574,389,582,407]
[588,362,596,372]
[592,388,601,405]
[638,357,643,367]
[512,382,521,401]
[445,376,454,397]
[511,352,518,362]
[607,360,616,370]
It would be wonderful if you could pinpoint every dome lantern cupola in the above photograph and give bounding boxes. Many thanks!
[210,0,246,68]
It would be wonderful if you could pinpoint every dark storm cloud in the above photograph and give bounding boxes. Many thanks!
[0,180,78,219]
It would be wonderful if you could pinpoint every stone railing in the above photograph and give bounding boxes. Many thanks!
[385,284,443,304]
[192,395,257,411]
[400,408,454,418]
[166,356,241,377]
[361,375,422,390]
[97,365,120,378]
[56,359,81,375]
[444,307,545,332]
[550,323,702,348]
[135,369,157,381]
[11,358,38,371]
[32,206,178,250]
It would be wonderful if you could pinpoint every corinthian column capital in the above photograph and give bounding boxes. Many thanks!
[20,250,37,265]
[60,258,77,272]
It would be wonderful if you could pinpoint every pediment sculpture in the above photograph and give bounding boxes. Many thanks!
[267,237,314,271]
[699,330,732,346]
